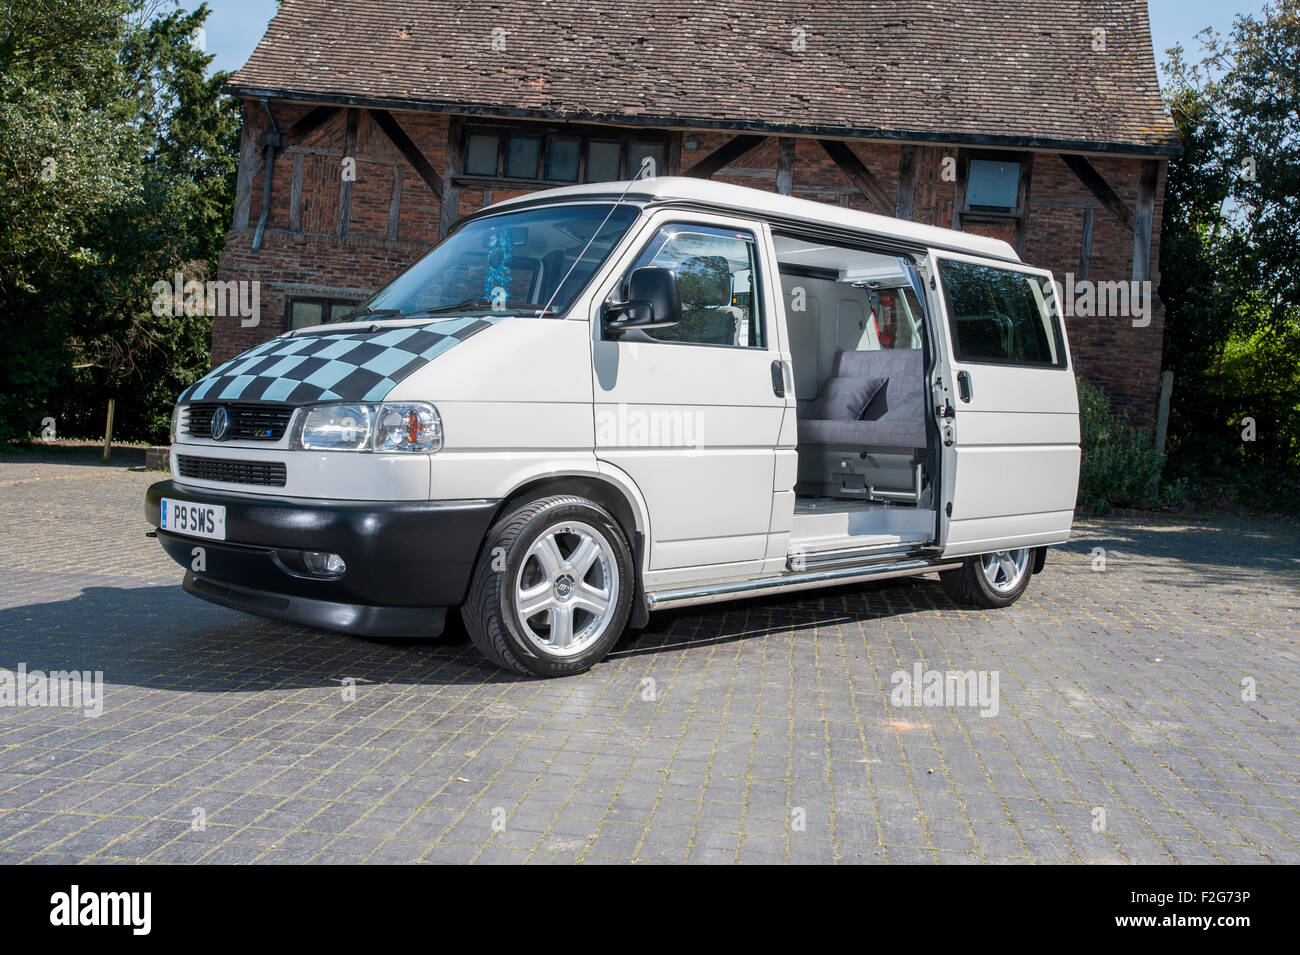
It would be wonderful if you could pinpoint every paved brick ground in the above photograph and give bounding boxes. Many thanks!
[0,450,1296,864]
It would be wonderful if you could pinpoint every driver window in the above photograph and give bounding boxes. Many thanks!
[613,224,765,348]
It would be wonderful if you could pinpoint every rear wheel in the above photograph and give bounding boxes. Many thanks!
[462,495,634,677]
[939,548,1032,608]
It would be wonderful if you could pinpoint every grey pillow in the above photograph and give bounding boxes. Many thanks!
[807,376,888,421]
[860,376,890,420]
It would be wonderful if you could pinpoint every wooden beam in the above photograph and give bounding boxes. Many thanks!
[1132,159,1160,282]
[682,134,764,178]
[337,108,358,237]
[1013,152,1035,259]
[232,112,263,230]
[287,105,340,141]
[951,152,968,230]
[775,138,795,196]
[819,139,891,214]
[440,116,463,240]
[387,165,403,241]
[289,151,304,233]
[1060,153,1135,233]
[665,132,683,175]
[895,145,918,220]
[1078,207,1095,282]
[369,108,446,197]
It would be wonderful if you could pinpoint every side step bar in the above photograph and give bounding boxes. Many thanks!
[644,556,962,612]
[788,541,931,572]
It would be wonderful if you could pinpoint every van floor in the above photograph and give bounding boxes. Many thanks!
[790,495,935,556]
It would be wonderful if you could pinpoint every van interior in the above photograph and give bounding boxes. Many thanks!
[774,233,938,563]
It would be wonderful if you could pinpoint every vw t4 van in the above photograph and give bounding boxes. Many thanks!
[146,177,1080,676]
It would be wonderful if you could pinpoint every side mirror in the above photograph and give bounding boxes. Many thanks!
[603,266,682,334]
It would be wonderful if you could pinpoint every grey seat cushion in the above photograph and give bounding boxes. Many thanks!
[798,417,925,449]
[805,375,887,421]
[797,348,927,449]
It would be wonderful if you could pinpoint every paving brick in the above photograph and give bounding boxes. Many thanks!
[0,453,1297,865]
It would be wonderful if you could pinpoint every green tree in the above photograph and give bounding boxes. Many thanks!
[1159,1,1300,504]
[0,1,238,443]
[0,1,139,438]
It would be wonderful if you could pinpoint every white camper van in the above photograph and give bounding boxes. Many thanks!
[146,177,1080,676]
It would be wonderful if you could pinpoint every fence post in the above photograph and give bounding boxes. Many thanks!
[1149,370,1174,499]
[102,398,116,464]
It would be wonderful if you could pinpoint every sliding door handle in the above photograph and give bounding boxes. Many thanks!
[771,360,787,398]
[957,370,973,403]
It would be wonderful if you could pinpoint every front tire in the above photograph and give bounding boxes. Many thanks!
[462,495,634,677]
[939,548,1032,609]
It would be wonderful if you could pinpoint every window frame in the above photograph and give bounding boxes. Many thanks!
[604,220,769,350]
[935,256,1068,370]
[455,122,673,188]
[952,148,1034,258]
[285,297,365,330]
[965,158,1023,213]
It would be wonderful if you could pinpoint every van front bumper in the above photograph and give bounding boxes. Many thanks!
[145,480,499,637]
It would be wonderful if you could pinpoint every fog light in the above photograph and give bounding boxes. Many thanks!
[303,551,346,576]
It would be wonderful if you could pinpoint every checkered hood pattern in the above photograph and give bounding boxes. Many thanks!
[179,317,498,404]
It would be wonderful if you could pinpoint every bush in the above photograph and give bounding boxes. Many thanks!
[1076,380,1164,514]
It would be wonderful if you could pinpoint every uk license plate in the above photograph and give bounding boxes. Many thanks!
[160,498,226,541]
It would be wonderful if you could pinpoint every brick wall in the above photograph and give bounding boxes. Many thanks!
[215,102,1168,426]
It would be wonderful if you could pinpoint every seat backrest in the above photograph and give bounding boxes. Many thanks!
[831,347,922,383]
[830,348,925,423]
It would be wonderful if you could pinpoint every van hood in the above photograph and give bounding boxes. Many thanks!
[179,316,500,404]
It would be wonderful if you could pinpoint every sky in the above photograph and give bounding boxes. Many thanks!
[201,0,1271,82]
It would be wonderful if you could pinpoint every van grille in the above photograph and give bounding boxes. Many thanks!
[185,403,295,441]
[176,455,287,487]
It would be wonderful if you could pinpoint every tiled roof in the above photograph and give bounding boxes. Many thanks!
[229,0,1180,154]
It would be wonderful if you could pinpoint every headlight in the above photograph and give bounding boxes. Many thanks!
[374,403,442,453]
[297,403,374,451]
[170,404,182,442]
[293,401,442,453]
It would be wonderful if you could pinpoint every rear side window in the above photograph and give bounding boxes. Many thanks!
[939,260,1064,367]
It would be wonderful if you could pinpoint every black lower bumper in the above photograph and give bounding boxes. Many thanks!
[146,480,499,637]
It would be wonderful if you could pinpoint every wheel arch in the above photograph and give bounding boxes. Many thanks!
[489,470,652,628]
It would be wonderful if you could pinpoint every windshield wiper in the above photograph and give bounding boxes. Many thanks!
[421,299,494,314]
[328,307,405,324]
[415,300,557,316]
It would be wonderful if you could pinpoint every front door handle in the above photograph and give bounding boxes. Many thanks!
[957,370,973,403]
[771,360,786,398]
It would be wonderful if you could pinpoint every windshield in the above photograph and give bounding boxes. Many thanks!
[350,203,641,320]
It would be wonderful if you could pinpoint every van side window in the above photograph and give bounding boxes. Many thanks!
[613,224,765,348]
[939,260,1064,367]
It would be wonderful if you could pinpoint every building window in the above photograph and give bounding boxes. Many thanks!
[505,136,542,178]
[287,298,362,330]
[627,142,665,179]
[464,133,500,177]
[460,127,669,184]
[545,138,581,181]
[966,159,1022,212]
[585,140,622,181]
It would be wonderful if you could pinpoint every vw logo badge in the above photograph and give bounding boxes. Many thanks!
[210,406,231,441]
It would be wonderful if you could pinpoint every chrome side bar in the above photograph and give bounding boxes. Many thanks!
[644,556,961,611]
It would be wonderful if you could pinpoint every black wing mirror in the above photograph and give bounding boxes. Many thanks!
[603,266,682,334]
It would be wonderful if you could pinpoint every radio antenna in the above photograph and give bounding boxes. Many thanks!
[536,157,655,318]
